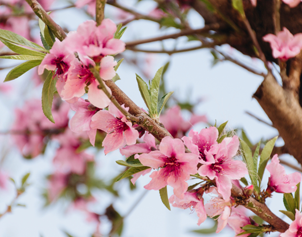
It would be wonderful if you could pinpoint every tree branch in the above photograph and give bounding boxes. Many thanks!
[96,0,106,26]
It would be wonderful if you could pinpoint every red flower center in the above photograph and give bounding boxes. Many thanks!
[52,56,69,76]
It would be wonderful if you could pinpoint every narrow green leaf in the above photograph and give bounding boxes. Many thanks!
[150,67,164,116]
[0,28,47,52]
[295,183,300,211]
[9,177,16,185]
[157,91,173,115]
[258,136,278,185]
[136,74,151,111]
[42,71,56,123]
[116,160,144,168]
[115,166,150,182]
[21,172,30,186]
[240,138,258,190]
[199,0,215,12]
[16,203,26,207]
[190,220,217,234]
[39,18,55,48]
[218,121,228,136]
[253,141,261,170]
[159,186,171,210]
[279,210,295,221]
[4,60,42,82]
[0,55,44,60]
[112,73,120,82]
[240,177,249,186]
[217,134,227,143]
[232,0,245,17]
[241,129,253,147]
[1,39,46,57]
[114,24,127,39]
[284,193,296,214]
[115,58,124,71]
[187,182,202,191]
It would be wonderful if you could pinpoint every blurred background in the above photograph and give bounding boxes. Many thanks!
[0,0,296,236]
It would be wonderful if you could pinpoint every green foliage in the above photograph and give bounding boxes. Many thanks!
[115,166,150,182]
[217,121,228,136]
[4,60,42,82]
[232,0,245,17]
[187,182,202,191]
[39,17,55,49]
[159,186,171,210]
[116,158,144,168]
[112,58,124,82]
[283,193,296,214]
[190,220,217,234]
[241,129,253,148]
[295,183,300,211]
[279,210,295,221]
[0,55,44,60]
[42,71,56,123]
[114,23,127,39]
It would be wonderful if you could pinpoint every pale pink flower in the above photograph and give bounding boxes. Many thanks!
[61,56,114,108]
[76,0,96,16]
[182,126,218,163]
[48,171,67,201]
[282,0,301,7]
[228,207,251,237]
[0,84,12,93]
[130,167,152,185]
[198,136,248,200]
[160,106,207,138]
[65,19,125,59]
[69,98,99,145]
[91,102,139,154]
[0,171,8,190]
[250,0,257,6]
[169,191,207,225]
[281,210,302,237]
[137,137,199,198]
[148,8,167,19]
[120,132,157,157]
[266,154,301,193]
[263,27,302,60]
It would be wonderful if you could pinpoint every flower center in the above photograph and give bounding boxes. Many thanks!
[52,56,69,76]
[210,157,225,174]
[198,142,211,161]
[107,118,129,134]
[162,156,182,177]
[297,227,302,237]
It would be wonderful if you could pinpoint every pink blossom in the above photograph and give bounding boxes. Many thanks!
[53,147,93,174]
[198,136,248,200]
[228,207,251,237]
[148,8,167,19]
[182,126,218,163]
[61,56,114,108]
[0,171,8,190]
[76,0,96,16]
[266,154,301,193]
[282,0,301,7]
[69,98,99,145]
[137,137,199,198]
[48,171,67,201]
[120,132,157,157]
[91,102,139,154]
[205,188,233,233]
[280,210,302,237]
[0,84,12,93]
[250,0,257,6]
[263,27,302,60]
[38,39,73,76]
[160,106,207,138]
[65,19,125,59]
[169,191,207,225]
[130,167,152,185]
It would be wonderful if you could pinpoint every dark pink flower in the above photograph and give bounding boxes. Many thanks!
[263,27,302,60]
[91,102,139,154]
[69,98,99,145]
[198,136,248,200]
[182,126,218,163]
[281,210,302,237]
[137,137,199,198]
[266,154,301,193]
[169,191,207,225]
[228,207,251,237]
[160,106,207,138]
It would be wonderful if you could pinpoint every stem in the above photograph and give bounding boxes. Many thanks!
[0,189,24,219]
[96,0,106,26]
[245,111,274,127]
[279,158,302,173]
[125,24,221,47]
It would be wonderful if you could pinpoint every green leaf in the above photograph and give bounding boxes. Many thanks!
[116,160,144,168]
[112,73,121,82]
[4,60,42,82]
[150,67,164,116]
[199,0,215,12]
[240,138,258,190]
[295,183,300,211]
[136,74,151,111]
[217,121,228,136]
[115,166,150,182]
[191,220,217,234]
[258,136,278,186]
[21,172,30,186]
[284,193,296,214]
[240,177,249,186]
[0,39,46,57]
[279,210,295,221]
[217,134,227,143]
[157,91,173,115]
[42,71,56,123]
[187,182,202,191]
[253,141,261,169]
[232,0,245,17]
[16,203,26,207]
[114,24,127,39]
[39,17,55,49]
[0,55,44,60]
[241,129,253,147]
[159,186,171,210]
[0,28,47,52]
[115,58,124,71]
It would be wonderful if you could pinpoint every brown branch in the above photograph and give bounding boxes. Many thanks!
[279,158,302,173]
[0,189,24,219]
[125,24,221,47]
[96,0,106,26]
[245,111,274,127]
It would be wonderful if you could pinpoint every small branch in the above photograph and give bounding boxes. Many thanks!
[96,0,106,26]
[25,0,67,41]
[0,189,24,219]
[279,158,302,173]
[106,1,160,24]
[245,111,274,127]
[125,24,221,47]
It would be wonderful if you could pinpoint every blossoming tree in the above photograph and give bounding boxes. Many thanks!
[1,0,302,236]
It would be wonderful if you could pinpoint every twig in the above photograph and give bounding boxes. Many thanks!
[245,111,274,127]
[125,24,221,47]
[0,189,24,219]
[96,0,106,26]
[279,159,302,173]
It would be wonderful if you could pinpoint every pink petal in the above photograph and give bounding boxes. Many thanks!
[138,151,165,169]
